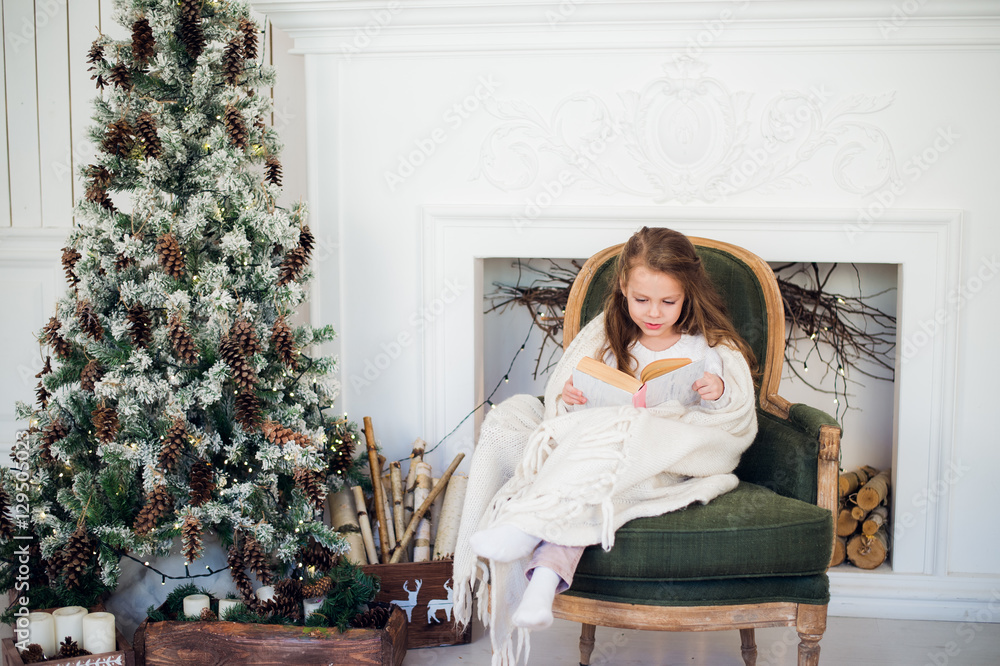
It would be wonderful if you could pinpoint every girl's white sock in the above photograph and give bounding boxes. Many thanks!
[512,566,561,630]
[469,524,540,562]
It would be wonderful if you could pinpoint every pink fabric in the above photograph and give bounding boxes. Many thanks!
[525,541,586,593]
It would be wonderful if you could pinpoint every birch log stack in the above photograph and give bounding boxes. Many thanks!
[328,487,368,565]
[837,466,892,569]
[432,474,468,561]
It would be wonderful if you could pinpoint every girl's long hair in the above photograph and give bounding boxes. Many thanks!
[599,227,758,377]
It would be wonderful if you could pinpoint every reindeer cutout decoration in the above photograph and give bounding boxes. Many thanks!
[426,578,454,624]
[390,578,422,622]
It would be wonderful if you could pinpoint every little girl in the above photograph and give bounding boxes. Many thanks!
[453,227,758,666]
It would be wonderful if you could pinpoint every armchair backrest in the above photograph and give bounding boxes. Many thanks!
[563,236,786,416]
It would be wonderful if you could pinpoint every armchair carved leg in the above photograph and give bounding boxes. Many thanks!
[740,628,757,666]
[579,623,596,665]
[796,604,828,666]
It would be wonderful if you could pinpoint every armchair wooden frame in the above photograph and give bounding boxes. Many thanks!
[554,237,841,666]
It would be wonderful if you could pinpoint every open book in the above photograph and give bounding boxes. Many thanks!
[571,355,707,409]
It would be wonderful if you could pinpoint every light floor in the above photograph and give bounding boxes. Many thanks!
[403,615,1000,665]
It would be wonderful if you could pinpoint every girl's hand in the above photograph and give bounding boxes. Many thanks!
[693,372,725,402]
[561,376,587,405]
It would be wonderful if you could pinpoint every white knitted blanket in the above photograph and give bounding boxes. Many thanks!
[452,313,758,665]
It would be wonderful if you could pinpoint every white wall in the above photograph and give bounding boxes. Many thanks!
[0,0,307,457]
[254,0,1000,621]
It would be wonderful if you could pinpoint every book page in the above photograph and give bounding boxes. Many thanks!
[572,367,635,409]
[641,358,707,407]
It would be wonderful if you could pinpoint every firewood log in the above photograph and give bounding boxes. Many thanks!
[862,505,889,536]
[839,465,879,497]
[432,474,468,561]
[837,508,859,538]
[328,487,367,565]
[351,485,380,565]
[831,536,847,567]
[857,470,891,511]
[412,461,433,562]
[847,527,889,569]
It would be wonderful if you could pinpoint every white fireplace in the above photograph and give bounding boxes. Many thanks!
[257,0,1000,621]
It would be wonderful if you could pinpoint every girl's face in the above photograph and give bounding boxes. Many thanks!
[621,265,685,351]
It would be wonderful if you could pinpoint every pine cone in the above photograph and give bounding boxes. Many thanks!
[222,38,243,85]
[220,335,257,391]
[102,119,134,158]
[87,39,106,90]
[18,644,45,664]
[351,602,393,629]
[126,303,153,348]
[0,486,16,540]
[42,316,72,359]
[270,316,297,369]
[301,537,336,573]
[264,578,302,621]
[109,62,132,90]
[92,404,120,444]
[169,312,199,363]
[264,156,282,187]
[301,575,333,600]
[199,607,217,621]
[234,390,261,431]
[177,0,206,60]
[115,252,135,272]
[299,226,315,261]
[277,246,308,286]
[159,419,187,472]
[240,18,259,61]
[189,458,215,506]
[230,318,261,355]
[135,112,163,159]
[156,232,186,280]
[35,381,50,409]
[40,420,70,463]
[60,525,94,589]
[227,543,257,605]
[242,531,272,585]
[131,18,156,66]
[85,165,116,212]
[133,484,172,535]
[182,514,204,564]
[254,114,267,136]
[62,247,82,286]
[262,420,310,448]
[328,424,355,478]
[294,468,327,509]
[80,359,104,392]
[58,637,91,658]
[224,105,249,151]
[77,300,105,341]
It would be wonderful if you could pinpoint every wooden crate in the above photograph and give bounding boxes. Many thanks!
[3,605,135,666]
[362,559,471,649]
[132,605,406,666]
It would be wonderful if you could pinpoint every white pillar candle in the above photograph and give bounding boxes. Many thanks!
[182,594,211,618]
[255,585,275,603]
[302,596,325,618]
[217,598,241,619]
[27,612,56,658]
[81,612,116,655]
[52,606,89,647]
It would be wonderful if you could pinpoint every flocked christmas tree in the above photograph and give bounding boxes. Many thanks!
[0,0,365,615]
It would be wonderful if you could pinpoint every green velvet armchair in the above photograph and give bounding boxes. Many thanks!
[553,237,841,666]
